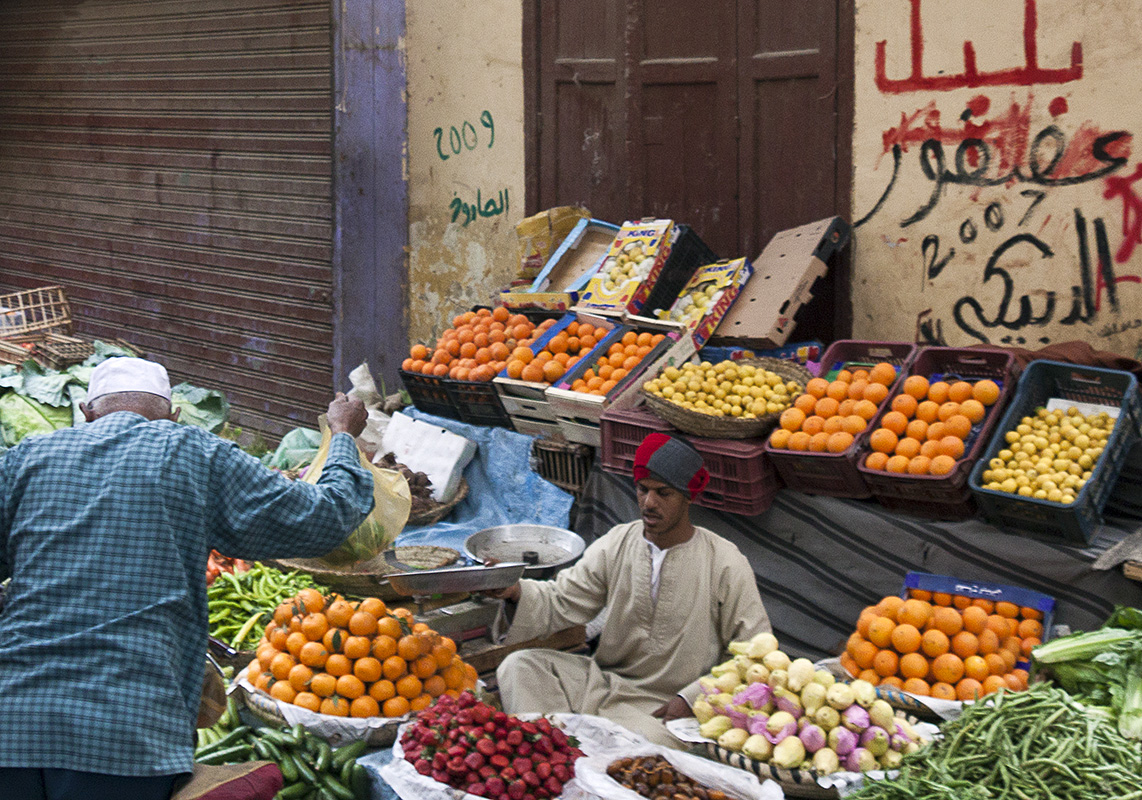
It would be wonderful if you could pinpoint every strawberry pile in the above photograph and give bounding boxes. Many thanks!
[401,690,584,799]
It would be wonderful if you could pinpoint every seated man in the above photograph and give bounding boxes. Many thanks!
[493,432,770,747]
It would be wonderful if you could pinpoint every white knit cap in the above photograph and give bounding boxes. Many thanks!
[87,357,172,402]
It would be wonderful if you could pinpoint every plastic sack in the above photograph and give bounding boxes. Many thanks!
[302,423,411,566]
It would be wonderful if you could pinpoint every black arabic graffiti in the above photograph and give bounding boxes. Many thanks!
[449,188,509,227]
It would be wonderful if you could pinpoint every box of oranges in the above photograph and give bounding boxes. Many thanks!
[840,572,1054,713]
[545,321,689,446]
[763,340,916,498]
[855,347,1016,520]
[492,312,618,436]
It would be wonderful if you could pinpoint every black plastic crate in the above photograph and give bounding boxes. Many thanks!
[448,379,514,429]
[641,224,719,316]
[399,369,462,421]
[969,360,1142,543]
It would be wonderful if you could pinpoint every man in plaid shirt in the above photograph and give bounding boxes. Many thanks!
[0,357,376,800]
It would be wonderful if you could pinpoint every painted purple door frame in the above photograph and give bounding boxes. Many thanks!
[332,0,409,397]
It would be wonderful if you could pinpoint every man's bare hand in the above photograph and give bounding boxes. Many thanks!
[326,393,367,438]
[479,557,521,602]
[651,695,692,721]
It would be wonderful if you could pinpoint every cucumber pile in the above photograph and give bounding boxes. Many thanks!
[196,697,370,800]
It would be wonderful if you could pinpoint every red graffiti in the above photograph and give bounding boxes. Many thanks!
[1103,163,1142,264]
[876,0,1083,94]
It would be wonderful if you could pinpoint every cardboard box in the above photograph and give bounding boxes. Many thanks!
[500,218,620,311]
[645,257,754,348]
[709,216,850,348]
[514,206,591,281]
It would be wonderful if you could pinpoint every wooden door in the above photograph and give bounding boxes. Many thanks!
[528,0,852,334]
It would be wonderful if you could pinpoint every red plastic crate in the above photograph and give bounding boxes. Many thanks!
[600,406,777,515]
[764,340,917,498]
[856,347,1016,520]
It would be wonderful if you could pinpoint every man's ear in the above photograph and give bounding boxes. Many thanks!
[168,406,181,423]
[80,402,96,423]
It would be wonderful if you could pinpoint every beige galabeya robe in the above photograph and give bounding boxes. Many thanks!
[496,521,770,747]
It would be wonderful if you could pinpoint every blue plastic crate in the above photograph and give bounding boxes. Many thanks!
[968,360,1141,544]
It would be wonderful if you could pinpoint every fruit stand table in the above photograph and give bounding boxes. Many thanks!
[572,464,1142,661]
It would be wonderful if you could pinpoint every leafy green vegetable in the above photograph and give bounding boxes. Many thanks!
[171,382,229,433]
[1032,608,1142,740]
[0,391,73,446]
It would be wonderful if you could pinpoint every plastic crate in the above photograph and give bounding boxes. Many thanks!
[968,360,1142,544]
[856,347,1016,520]
[764,340,917,498]
[448,379,513,428]
[532,438,595,497]
[399,369,462,421]
[640,224,719,316]
[600,405,777,515]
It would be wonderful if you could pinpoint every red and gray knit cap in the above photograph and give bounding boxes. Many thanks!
[632,432,710,500]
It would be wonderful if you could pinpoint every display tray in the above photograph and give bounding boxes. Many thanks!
[384,561,527,597]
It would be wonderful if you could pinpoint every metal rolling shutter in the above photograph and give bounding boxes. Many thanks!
[0,0,334,440]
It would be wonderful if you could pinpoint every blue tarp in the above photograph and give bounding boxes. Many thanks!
[393,409,574,556]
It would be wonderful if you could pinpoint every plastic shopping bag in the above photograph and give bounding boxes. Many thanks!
[302,423,411,566]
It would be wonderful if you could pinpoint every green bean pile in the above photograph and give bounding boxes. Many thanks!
[208,563,325,651]
[850,682,1142,800]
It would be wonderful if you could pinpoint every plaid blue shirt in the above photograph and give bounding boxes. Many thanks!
[0,412,374,776]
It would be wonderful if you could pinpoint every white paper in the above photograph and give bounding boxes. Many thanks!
[236,677,405,747]
[378,411,477,502]
[380,713,784,800]
[1045,397,1121,420]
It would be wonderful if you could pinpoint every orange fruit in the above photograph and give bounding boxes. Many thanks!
[806,378,829,398]
[994,601,1019,619]
[794,394,818,415]
[852,640,880,670]
[294,691,322,712]
[961,606,987,634]
[882,412,910,438]
[886,454,910,473]
[1020,607,1044,621]
[951,631,979,658]
[285,631,308,658]
[930,681,957,700]
[925,381,949,404]
[336,674,366,700]
[907,455,931,475]
[325,600,354,629]
[891,623,923,653]
[963,655,989,682]
[843,415,868,435]
[839,652,861,678]
[397,635,425,661]
[369,679,396,703]
[891,393,918,417]
[847,379,869,400]
[802,416,826,436]
[383,696,411,718]
[932,607,964,637]
[931,653,965,684]
[915,400,940,423]
[921,628,951,658]
[982,675,1008,695]
[827,432,855,453]
[870,428,899,454]
[354,656,383,683]
[977,629,1000,655]
[815,397,840,418]
[424,674,447,697]
[867,616,897,648]
[769,428,792,449]
[864,451,889,470]
[1018,619,1043,639]
[864,383,889,405]
[787,431,811,451]
[780,407,807,432]
[873,649,900,678]
[372,635,397,661]
[986,614,1013,638]
[270,681,298,703]
[929,455,956,475]
[959,399,986,423]
[1021,637,1042,657]
[320,696,350,717]
[1010,669,1030,690]
[343,635,372,660]
[869,363,897,386]
[899,652,930,679]
[382,655,408,681]
[876,596,907,618]
[943,414,972,440]
[903,375,930,400]
[933,592,953,607]
[880,676,905,690]
[288,663,314,692]
[937,402,962,422]
[396,674,423,700]
[322,628,347,655]
[905,418,929,441]
[506,360,525,380]
[296,588,325,614]
[808,432,831,452]
[902,677,931,696]
[897,599,933,629]
[984,653,1007,676]
[350,696,381,718]
[937,436,965,460]
[858,668,881,684]
[956,678,984,701]
[926,421,947,441]
[325,654,352,677]
[299,641,329,669]
[309,673,337,698]
[953,594,973,610]
[413,654,438,680]
[826,381,850,401]
[948,381,974,403]
[973,379,1001,405]
[270,652,297,681]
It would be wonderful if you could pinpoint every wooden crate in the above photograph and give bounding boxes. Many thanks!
[0,285,73,343]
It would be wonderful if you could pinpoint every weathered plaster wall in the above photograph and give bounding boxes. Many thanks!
[851,0,1142,357]
[405,2,525,347]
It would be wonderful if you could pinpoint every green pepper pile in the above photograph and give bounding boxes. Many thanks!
[207,563,325,651]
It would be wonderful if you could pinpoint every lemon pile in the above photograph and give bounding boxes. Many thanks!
[643,360,802,418]
[655,281,723,326]
[602,244,655,292]
[979,406,1114,504]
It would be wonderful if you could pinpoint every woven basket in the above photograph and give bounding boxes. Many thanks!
[266,545,460,599]
[642,357,812,439]
[406,479,469,527]
[698,742,838,798]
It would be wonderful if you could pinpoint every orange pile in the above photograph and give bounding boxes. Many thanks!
[862,377,1000,476]
[840,589,1044,701]
[245,589,478,719]
[505,318,614,386]
[768,362,898,454]
[402,307,551,382]
[570,330,666,396]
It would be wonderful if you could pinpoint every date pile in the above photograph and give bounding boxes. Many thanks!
[401,690,584,799]
[607,756,728,800]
